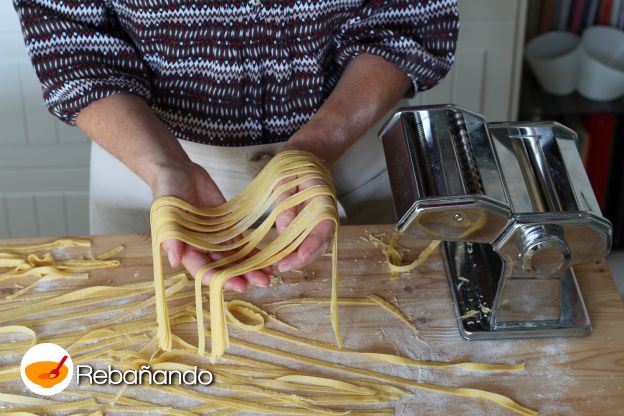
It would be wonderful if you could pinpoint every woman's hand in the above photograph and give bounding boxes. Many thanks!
[273,174,336,273]
[273,54,412,272]
[76,94,271,292]
[152,161,272,292]
[274,131,338,273]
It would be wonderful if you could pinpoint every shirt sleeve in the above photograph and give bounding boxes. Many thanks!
[328,0,460,97]
[13,0,152,125]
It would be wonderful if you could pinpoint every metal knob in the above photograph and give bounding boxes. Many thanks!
[520,225,571,276]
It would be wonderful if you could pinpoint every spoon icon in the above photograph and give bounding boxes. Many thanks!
[38,355,68,380]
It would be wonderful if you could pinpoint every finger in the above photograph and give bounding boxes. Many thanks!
[277,238,329,273]
[203,241,271,275]
[244,246,273,275]
[199,236,240,254]
[245,247,273,275]
[275,207,298,234]
[195,166,228,207]
[242,269,271,287]
[298,176,324,191]
[277,219,334,272]
[273,177,299,234]
[162,239,184,267]
[298,219,334,259]
[206,249,271,288]
[181,246,248,292]
[276,177,325,235]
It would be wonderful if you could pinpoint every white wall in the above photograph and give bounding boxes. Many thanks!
[0,0,525,238]
[0,1,90,238]
[416,0,527,120]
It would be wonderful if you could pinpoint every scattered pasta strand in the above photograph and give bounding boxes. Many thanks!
[266,296,418,336]
[5,274,89,300]
[0,262,534,415]
[266,297,377,312]
[94,245,125,260]
[0,325,37,348]
[0,240,121,288]
[223,300,524,373]
[366,294,419,334]
[386,237,441,275]
[227,335,535,416]
[372,206,487,277]
[0,196,536,414]
[0,238,91,254]
[367,232,441,278]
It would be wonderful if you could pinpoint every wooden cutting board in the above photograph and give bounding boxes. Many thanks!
[1,224,623,415]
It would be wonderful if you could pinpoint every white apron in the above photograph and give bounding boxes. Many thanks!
[89,127,395,235]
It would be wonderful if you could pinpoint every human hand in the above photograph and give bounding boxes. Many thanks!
[152,161,271,291]
[272,157,336,273]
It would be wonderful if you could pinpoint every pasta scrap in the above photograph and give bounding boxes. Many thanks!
[0,243,535,415]
[0,240,122,290]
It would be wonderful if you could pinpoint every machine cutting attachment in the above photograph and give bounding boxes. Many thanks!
[380,104,612,339]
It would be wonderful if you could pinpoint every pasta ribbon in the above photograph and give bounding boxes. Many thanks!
[0,238,535,415]
[150,151,342,360]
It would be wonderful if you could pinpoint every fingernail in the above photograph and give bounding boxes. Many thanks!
[278,262,291,273]
[167,250,176,267]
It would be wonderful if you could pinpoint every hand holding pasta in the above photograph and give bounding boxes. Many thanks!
[151,161,273,292]
[150,150,342,360]
[273,174,336,273]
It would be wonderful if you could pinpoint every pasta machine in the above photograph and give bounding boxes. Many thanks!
[379,104,612,339]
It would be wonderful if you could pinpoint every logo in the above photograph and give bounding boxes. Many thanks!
[20,343,73,396]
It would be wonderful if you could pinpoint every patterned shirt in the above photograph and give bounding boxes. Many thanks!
[14,0,459,146]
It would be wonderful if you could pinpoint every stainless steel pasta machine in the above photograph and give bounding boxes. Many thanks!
[379,104,612,339]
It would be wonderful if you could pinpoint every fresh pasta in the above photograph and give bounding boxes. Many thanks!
[150,151,342,361]
[0,237,535,415]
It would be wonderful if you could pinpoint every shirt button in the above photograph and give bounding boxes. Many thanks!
[252,0,262,5]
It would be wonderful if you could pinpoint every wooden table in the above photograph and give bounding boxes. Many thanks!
[1,225,623,415]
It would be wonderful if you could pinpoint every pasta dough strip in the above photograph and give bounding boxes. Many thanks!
[366,294,419,334]
[228,336,536,416]
[0,197,536,415]
[223,301,524,372]
[0,243,121,300]
[0,276,536,414]
[367,232,440,277]
[0,326,37,349]
[0,239,91,254]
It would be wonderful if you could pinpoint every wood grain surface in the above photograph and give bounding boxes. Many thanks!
[0,225,622,415]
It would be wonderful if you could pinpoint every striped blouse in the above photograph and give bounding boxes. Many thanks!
[14,0,459,146]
